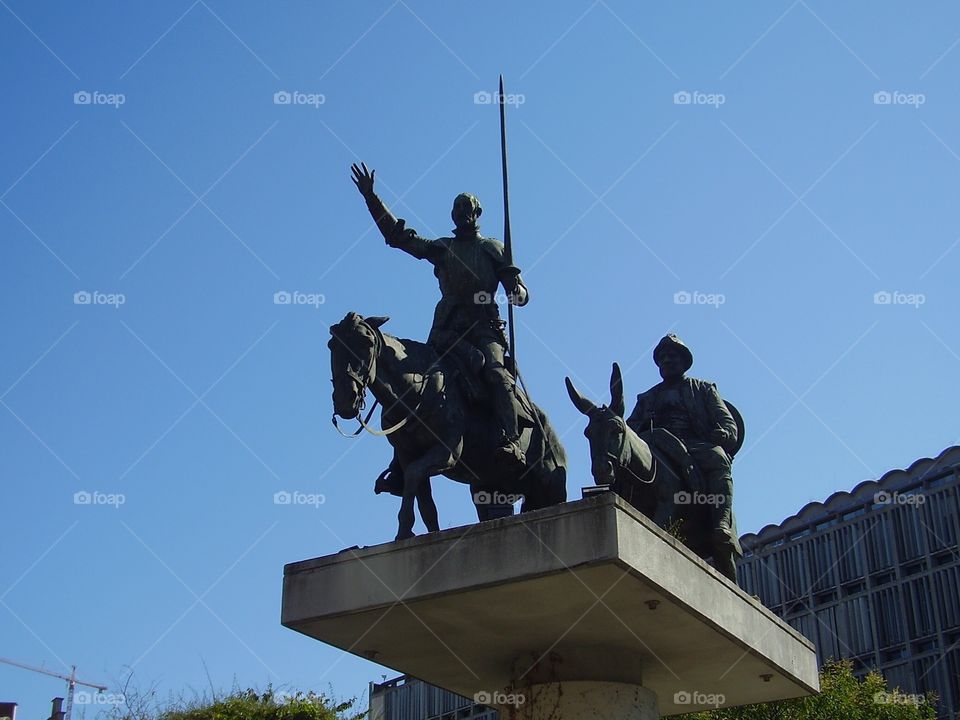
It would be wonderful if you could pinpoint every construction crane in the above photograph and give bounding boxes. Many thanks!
[0,657,108,720]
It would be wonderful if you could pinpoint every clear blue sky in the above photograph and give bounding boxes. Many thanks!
[3,1,959,716]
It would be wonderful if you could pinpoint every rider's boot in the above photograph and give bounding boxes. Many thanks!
[711,512,739,583]
[710,493,735,544]
[713,541,739,583]
[491,378,526,469]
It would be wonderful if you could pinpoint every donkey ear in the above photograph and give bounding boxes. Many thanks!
[609,362,625,417]
[366,316,390,328]
[565,377,597,416]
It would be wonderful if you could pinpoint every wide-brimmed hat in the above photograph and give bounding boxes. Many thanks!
[653,334,693,372]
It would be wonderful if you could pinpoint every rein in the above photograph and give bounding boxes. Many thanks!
[332,400,379,437]
[607,415,655,486]
[331,321,428,438]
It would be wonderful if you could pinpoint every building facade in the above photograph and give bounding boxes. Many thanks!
[370,446,960,720]
[739,445,960,719]
[369,675,495,720]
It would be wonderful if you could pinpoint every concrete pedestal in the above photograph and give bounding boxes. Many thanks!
[282,494,819,717]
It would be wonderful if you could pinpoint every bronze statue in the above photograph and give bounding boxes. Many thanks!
[330,162,567,540]
[351,163,531,468]
[627,334,742,577]
[566,339,743,583]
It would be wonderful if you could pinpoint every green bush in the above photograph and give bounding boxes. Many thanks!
[682,660,938,720]
[160,688,364,720]
[106,682,365,720]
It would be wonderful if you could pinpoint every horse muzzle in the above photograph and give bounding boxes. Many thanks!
[332,392,361,420]
[592,458,616,485]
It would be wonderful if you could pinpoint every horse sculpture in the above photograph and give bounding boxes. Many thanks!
[565,363,743,579]
[330,311,567,540]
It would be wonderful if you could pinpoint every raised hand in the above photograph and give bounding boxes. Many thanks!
[351,162,375,197]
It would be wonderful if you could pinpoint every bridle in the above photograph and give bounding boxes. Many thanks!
[331,319,423,438]
[595,411,655,486]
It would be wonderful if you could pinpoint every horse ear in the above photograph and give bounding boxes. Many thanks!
[366,316,390,328]
[609,362,625,417]
[565,377,597,416]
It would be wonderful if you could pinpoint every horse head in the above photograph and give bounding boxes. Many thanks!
[565,363,628,486]
[328,312,389,419]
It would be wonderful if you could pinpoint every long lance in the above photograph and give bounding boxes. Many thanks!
[499,74,517,373]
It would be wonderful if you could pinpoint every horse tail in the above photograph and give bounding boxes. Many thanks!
[524,403,567,506]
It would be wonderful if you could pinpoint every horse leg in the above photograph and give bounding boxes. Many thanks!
[396,491,417,541]
[471,485,488,521]
[396,439,461,540]
[416,480,439,533]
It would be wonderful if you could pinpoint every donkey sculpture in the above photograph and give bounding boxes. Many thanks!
[565,363,741,580]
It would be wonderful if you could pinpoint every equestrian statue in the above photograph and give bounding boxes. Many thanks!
[330,115,568,540]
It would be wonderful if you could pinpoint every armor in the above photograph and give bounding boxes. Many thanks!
[362,188,530,465]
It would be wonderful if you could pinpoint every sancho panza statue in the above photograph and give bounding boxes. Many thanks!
[351,163,531,468]
[627,334,742,580]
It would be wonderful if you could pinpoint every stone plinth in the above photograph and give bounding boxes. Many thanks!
[282,493,818,717]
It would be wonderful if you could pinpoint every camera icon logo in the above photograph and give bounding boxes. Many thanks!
[473,290,493,305]
[673,91,692,105]
[274,90,292,105]
[873,290,892,305]
[674,491,692,505]
[74,490,92,505]
[274,490,292,505]
[74,291,92,305]
[873,90,892,105]
[74,91,92,105]
[674,290,692,305]
[473,691,491,704]
[474,91,493,105]
[473,490,492,505]
[674,691,692,705]
[274,291,292,305]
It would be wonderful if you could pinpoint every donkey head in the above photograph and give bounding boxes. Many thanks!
[565,363,628,486]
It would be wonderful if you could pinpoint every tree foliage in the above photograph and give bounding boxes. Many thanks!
[105,679,365,720]
[683,660,938,720]
[161,688,364,720]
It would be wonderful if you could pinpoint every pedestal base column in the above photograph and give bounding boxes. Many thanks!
[496,682,659,720]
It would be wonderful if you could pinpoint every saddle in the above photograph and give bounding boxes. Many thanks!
[445,342,486,404]
[633,427,704,493]
[440,342,535,428]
